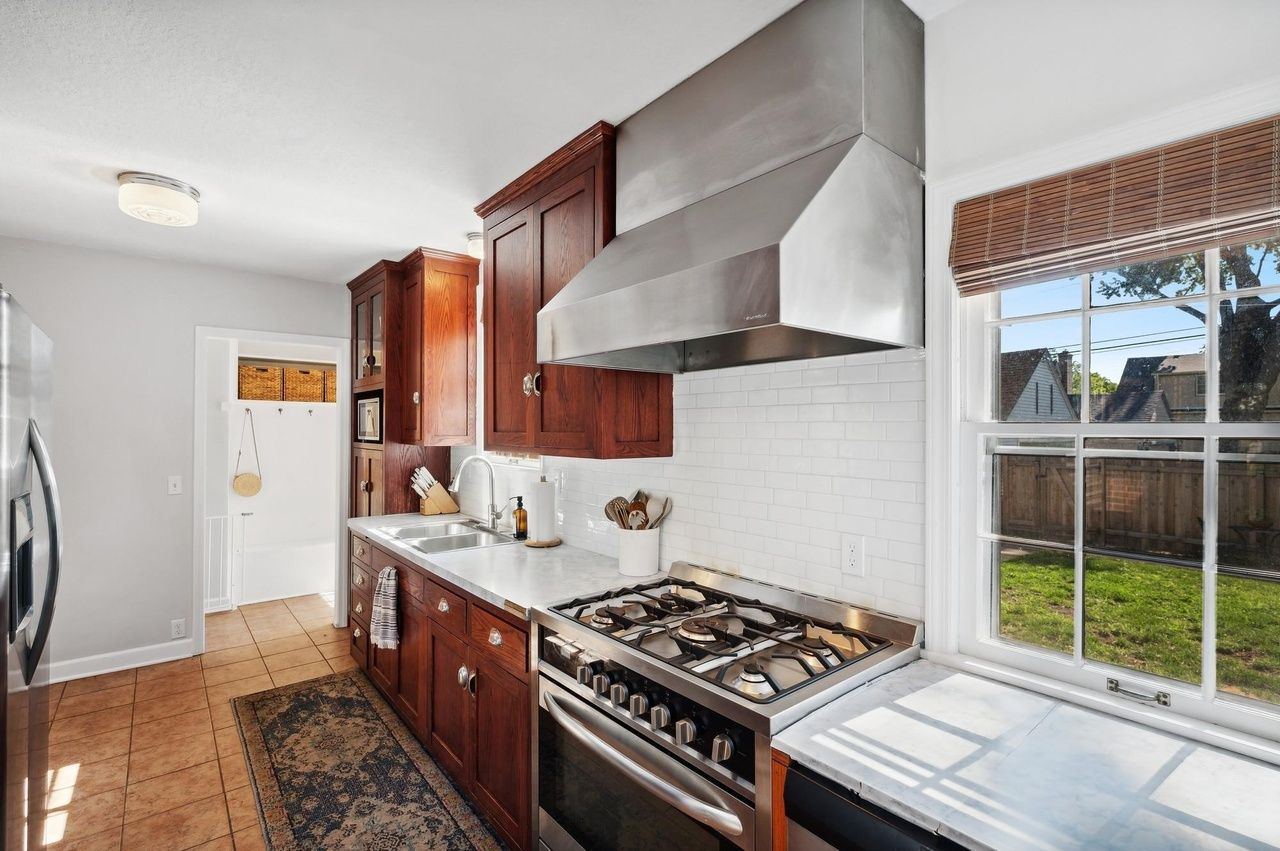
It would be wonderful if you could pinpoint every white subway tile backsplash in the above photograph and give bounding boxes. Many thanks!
[537,350,927,621]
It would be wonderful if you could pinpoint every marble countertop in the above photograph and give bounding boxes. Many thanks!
[773,660,1280,851]
[347,513,652,617]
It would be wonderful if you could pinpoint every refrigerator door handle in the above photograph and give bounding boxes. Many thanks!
[23,419,61,684]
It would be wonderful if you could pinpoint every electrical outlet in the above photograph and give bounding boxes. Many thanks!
[170,618,186,639]
[841,534,866,577]
[167,475,183,495]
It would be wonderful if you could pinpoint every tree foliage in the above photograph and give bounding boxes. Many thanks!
[1070,362,1118,395]
[1092,240,1280,420]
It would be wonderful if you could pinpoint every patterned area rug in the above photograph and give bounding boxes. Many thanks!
[233,670,501,850]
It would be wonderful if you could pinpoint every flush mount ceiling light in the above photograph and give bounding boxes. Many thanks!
[466,231,483,259]
[116,172,200,227]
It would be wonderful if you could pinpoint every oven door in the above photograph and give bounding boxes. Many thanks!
[537,676,754,851]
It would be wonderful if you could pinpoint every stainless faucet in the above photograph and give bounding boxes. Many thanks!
[449,455,504,531]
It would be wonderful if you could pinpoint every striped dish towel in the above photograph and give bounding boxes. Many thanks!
[370,566,399,650]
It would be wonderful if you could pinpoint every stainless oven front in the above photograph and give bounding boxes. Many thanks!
[537,675,755,851]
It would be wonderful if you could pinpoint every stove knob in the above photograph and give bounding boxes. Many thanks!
[710,734,735,763]
[591,673,610,696]
[649,704,671,730]
[673,718,697,746]
[629,694,649,718]
[575,665,594,685]
[609,683,629,706]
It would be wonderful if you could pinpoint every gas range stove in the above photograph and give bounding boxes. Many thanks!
[532,562,922,807]
[555,575,894,704]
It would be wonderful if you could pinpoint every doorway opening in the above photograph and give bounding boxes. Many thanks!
[193,328,349,654]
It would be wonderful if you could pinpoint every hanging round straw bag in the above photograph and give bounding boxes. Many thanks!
[232,408,263,497]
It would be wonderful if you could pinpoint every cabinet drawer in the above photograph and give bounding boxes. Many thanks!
[469,606,527,676]
[397,565,424,602]
[350,560,374,597]
[424,580,467,638]
[349,612,369,668]
[350,534,372,565]
[350,587,372,622]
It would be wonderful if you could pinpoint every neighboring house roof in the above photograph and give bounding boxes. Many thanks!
[1117,353,1205,393]
[1072,389,1173,422]
[1000,348,1074,420]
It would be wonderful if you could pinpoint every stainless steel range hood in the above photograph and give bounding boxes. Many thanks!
[537,0,924,374]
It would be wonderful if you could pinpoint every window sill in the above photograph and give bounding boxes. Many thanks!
[922,648,1280,768]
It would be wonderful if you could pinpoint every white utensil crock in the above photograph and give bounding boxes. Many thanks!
[617,527,661,577]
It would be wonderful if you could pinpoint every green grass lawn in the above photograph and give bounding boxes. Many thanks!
[998,548,1280,704]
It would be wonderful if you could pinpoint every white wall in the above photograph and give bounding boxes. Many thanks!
[926,0,1280,181]
[0,235,346,670]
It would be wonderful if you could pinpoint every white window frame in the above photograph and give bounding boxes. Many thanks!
[955,251,1280,746]
[924,82,1280,766]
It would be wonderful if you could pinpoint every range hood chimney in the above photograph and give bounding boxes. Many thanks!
[537,0,924,373]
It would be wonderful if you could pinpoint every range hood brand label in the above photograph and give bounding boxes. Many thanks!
[744,313,768,321]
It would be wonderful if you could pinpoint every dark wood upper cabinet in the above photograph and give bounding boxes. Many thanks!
[350,262,391,391]
[477,122,673,459]
[398,248,478,447]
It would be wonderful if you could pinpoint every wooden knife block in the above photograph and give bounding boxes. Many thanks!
[419,482,461,516]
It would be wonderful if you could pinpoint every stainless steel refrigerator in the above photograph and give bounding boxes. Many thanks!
[1,289,61,851]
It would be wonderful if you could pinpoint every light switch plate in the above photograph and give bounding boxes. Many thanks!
[167,475,182,495]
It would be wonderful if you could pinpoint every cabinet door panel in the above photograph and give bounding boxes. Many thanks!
[485,211,535,448]
[427,624,471,784]
[401,265,423,443]
[533,172,596,451]
[354,296,370,381]
[424,267,476,444]
[370,290,385,381]
[368,451,384,516]
[393,597,427,738]
[471,658,529,847]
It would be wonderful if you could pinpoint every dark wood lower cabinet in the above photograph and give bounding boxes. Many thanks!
[350,537,532,851]
[427,622,472,782]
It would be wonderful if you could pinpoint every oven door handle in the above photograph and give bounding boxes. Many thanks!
[543,691,744,837]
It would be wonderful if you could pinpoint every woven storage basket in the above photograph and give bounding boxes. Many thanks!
[239,365,283,401]
[323,368,338,403]
[284,367,325,402]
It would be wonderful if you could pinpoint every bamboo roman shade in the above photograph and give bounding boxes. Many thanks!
[949,114,1280,296]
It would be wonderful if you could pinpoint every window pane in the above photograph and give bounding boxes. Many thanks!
[1084,555,1202,684]
[1088,304,1206,423]
[995,543,1074,655]
[999,276,1081,318]
[996,317,1080,422]
[1218,295,1280,422]
[1217,439,1280,573]
[1220,240,1280,291]
[1090,253,1205,306]
[993,454,1074,544]
[1216,573,1280,704]
[1084,437,1204,452]
[1085,456,1203,562]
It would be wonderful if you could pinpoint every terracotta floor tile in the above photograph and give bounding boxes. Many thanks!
[214,725,243,761]
[133,670,205,703]
[130,707,211,751]
[306,625,349,645]
[58,826,122,850]
[200,645,260,669]
[218,755,249,791]
[206,610,247,626]
[56,685,135,720]
[315,640,347,660]
[48,728,133,774]
[50,681,66,700]
[124,759,222,823]
[62,670,136,699]
[135,657,202,682]
[132,687,208,725]
[204,630,255,653]
[205,675,274,706]
[209,700,234,730]
[127,731,218,785]
[121,794,229,851]
[201,658,269,687]
[50,705,133,745]
[252,633,311,657]
[327,656,359,674]
[48,754,129,806]
[240,600,288,615]
[246,621,305,643]
[261,646,322,672]
[269,661,331,688]
[192,837,235,850]
[224,785,257,834]
[232,826,266,851]
[45,786,125,842]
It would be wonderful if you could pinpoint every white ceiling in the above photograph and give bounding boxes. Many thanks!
[0,0,949,284]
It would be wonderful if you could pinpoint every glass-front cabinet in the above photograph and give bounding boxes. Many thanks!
[351,268,387,390]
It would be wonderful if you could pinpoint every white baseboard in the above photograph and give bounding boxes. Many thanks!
[49,639,195,684]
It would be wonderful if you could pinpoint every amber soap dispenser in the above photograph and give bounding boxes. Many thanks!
[512,496,528,540]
